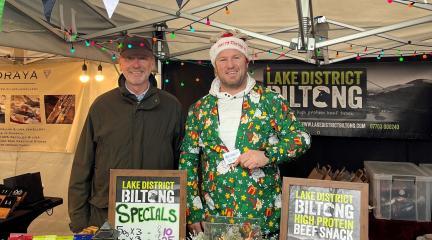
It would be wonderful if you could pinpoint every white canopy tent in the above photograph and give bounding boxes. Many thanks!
[0,0,431,64]
[0,0,431,235]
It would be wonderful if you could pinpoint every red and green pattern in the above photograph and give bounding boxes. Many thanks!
[179,84,311,235]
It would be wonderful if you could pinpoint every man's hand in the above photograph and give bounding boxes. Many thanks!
[187,222,204,234]
[235,150,269,169]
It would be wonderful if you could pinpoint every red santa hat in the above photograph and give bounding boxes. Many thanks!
[209,32,249,66]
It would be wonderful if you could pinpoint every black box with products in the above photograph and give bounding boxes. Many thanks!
[3,172,44,205]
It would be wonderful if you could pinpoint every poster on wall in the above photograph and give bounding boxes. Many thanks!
[261,62,432,139]
[279,177,368,240]
[0,62,117,152]
[0,63,81,152]
[109,169,186,240]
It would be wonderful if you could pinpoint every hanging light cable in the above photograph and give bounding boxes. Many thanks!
[225,6,230,14]
[79,60,90,83]
[70,43,76,54]
[356,53,361,61]
[95,63,104,82]
[189,25,195,32]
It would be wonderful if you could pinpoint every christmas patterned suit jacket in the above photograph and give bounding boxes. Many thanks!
[179,83,311,235]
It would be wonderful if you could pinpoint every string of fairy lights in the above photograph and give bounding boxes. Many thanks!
[386,0,430,5]
[4,0,427,83]
[67,35,432,63]
[58,0,431,67]
[167,3,232,38]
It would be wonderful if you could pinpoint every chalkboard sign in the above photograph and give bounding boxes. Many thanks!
[109,169,186,240]
[279,177,368,240]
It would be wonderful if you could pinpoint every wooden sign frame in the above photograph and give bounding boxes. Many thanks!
[279,177,368,240]
[109,169,186,240]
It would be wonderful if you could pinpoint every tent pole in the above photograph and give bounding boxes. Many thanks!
[316,15,432,48]
[326,19,432,47]
[157,59,162,89]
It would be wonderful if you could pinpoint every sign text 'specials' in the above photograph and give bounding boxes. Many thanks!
[109,169,186,240]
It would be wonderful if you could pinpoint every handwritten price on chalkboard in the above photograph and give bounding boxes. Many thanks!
[116,226,143,240]
[159,227,174,240]
[117,226,175,240]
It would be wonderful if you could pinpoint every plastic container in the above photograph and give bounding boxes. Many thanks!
[419,164,432,176]
[364,161,432,221]
[203,216,262,240]
[419,163,432,221]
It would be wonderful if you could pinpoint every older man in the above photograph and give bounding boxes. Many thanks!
[68,36,183,232]
[179,31,311,238]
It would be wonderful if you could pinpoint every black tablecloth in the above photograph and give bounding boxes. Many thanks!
[369,213,432,240]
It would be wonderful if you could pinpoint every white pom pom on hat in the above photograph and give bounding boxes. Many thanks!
[209,33,249,66]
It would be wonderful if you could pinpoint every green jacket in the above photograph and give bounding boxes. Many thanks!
[179,83,311,235]
[68,74,183,232]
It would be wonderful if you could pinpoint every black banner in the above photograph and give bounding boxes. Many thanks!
[163,61,432,139]
[263,62,432,139]
[266,68,367,116]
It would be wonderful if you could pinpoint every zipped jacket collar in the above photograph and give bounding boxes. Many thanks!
[118,74,160,110]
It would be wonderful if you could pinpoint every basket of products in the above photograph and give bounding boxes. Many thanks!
[191,216,262,240]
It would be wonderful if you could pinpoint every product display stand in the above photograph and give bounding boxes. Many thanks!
[0,197,63,239]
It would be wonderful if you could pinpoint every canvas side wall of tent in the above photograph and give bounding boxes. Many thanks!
[0,61,119,234]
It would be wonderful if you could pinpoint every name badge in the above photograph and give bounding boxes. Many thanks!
[223,149,241,165]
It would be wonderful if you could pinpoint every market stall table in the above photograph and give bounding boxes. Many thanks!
[0,197,63,239]
[369,213,432,240]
